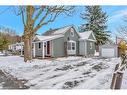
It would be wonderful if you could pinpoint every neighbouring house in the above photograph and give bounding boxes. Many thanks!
[8,42,24,55]
[32,25,96,58]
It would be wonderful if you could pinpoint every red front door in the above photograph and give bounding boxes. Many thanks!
[47,41,50,55]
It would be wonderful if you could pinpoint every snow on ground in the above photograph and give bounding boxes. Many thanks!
[0,52,5,56]
[0,83,3,89]
[94,51,99,57]
[0,82,5,89]
[121,69,127,89]
[0,55,122,89]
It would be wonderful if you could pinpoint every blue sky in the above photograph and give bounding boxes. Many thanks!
[0,6,127,41]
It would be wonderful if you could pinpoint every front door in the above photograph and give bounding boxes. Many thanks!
[67,41,76,55]
[44,41,51,57]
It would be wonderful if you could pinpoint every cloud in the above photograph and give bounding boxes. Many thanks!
[108,9,127,23]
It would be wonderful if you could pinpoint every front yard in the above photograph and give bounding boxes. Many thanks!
[0,54,127,89]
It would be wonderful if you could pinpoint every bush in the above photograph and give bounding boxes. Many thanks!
[118,41,127,56]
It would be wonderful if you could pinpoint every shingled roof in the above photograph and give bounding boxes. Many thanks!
[79,31,96,42]
[43,25,72,36]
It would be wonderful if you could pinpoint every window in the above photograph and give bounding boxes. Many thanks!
[72,43,75,50]
[38,43,41,49]
[67,37,70,41]
[90,42,92,49]
[68,42,71,50]
[70,28,74,37]
[67,41,76,50]
[44,42,46,47]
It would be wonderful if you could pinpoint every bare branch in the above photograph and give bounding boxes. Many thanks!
[33,12,59,33]
[20,6,26,27]
[33,6,46,22]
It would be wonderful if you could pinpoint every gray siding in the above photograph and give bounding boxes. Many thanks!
[89,33,95,40]
[35,42,43,57]
[52,37,64,57]
[76,41,79,55]
[64,27,80,55]
[86,41,95,55]
[79,41,85,55]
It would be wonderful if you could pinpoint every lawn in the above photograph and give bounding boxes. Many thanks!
[1,54,126,89]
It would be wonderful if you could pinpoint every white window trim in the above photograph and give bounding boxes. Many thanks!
[67,40,76,55]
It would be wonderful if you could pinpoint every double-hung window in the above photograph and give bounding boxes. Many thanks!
[67,40,76,55]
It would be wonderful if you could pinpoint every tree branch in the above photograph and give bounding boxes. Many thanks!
[33,12,59,33]
[33,6,46,22]
[20,6,26,27]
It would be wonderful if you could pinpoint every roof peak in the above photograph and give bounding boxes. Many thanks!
[79,30,93,33]
[43,25,74,36]
[48,25,73,31]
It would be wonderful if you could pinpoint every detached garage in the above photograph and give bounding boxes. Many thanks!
[99,44,118,58]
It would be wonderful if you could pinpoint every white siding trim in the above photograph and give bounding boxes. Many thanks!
[85,41,87,56]
[42,42,45,59]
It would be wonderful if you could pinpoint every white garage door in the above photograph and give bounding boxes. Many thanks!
[102,48,115,57]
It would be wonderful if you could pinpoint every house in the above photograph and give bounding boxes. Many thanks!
[32,25,96,58]
[8,42,24,55]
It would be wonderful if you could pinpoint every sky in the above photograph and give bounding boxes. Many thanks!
[0,6,127,41]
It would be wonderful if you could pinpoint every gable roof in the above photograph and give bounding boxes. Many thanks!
[33,26,96,42]
[79,31,96,41]
[33,25,81,42]
[33,35,64,42]
[53,26,72,35]
[43,25,78,36]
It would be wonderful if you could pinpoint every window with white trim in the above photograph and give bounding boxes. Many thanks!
[68,42,71,50]
[72,43,75,50]
[90,42,92,49]
[67,41,76,51]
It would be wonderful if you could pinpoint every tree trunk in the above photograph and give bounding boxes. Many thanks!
[24,36,32,62]
[95,45,99,52]
[22,6,35,62]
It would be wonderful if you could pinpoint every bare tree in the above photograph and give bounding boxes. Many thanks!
[0,26,17,52]
[14,6,75,62]
[117,16,127,39]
